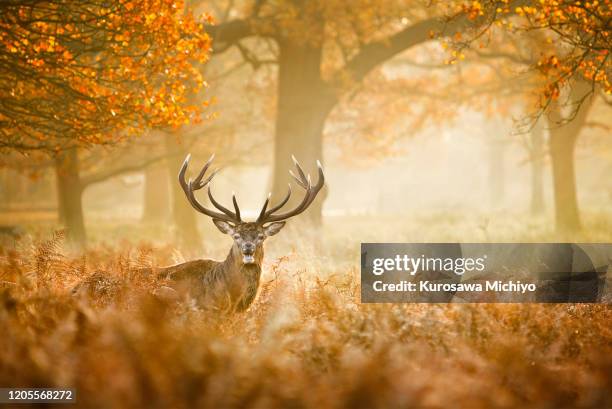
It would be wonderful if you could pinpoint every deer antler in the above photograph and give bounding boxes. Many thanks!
[256,155,324,223]
[178,154,242,223]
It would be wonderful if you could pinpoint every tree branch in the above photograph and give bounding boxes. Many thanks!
[80,141,197,188]
[585,121,610,131]
[471,49,533,65]
[208,19,266,53]
[80,154,169,187]
[235,42,277,68]
[343,15,472,83]
[343,1,527,83]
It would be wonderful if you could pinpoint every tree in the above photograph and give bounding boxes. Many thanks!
[451,0,610,107]
[53,143,184,245]
[204,0,610,228]
[0,0,212,246]
[142,164,170,223]
[164,135,203,252]
[0,0,211,152]
[448,2,610,231]
[528,117,546,215]
[205,0,507,223]
[547,80,594,232]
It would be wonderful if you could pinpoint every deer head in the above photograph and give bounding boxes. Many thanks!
[178,154,324,264]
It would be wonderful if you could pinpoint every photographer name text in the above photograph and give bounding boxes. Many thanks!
[370,254,536,293]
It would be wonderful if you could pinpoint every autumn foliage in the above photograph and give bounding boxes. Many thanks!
[0,0,212,152]
[0,230,610,408]
[453,0,611,104]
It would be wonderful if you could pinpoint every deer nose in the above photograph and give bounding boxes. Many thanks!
[242,243,255,255]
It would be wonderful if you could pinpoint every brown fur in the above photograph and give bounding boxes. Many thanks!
[157,242,264,312]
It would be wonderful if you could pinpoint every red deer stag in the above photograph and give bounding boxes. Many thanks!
[155,154,325,312]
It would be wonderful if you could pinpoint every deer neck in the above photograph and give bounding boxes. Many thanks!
[221,244,263,311]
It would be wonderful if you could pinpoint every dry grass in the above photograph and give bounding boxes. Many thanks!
[0,214,611,409]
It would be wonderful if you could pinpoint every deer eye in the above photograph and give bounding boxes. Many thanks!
[257,234,264,240]
[233,234,240,240]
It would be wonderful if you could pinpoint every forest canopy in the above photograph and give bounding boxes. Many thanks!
[0,0,212,153]
[451,0,611,109]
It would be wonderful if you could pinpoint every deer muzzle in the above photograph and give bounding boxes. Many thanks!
[241,243,256,264]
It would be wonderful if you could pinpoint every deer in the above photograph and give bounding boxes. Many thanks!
[152,153,325,312]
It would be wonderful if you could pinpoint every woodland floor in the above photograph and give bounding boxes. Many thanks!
[0,210,611,408]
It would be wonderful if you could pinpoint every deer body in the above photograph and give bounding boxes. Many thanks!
[158,239,264,312]
[152,153,324,312]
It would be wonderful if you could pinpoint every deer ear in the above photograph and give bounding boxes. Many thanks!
[264,221,286,237]
[212,219,234,235]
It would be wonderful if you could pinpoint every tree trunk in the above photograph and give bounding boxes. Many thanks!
[530,118,545,215]
[271,40,335,225]
[549,130,579,232]
[0,169,12,206]
[548,82,593,233]
[142,164,170,223]
[55,167,66,224]
[54,148,86,248]
[165,136,202,253]
[487,136,506,209]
